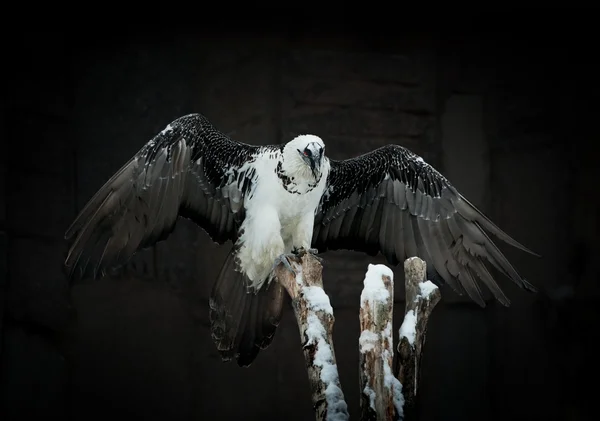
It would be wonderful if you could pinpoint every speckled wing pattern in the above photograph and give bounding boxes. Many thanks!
[64,113,267,280]
[312,144,538,307]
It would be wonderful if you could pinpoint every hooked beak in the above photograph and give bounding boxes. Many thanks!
[310,156,321,179]
[298,146,323,178]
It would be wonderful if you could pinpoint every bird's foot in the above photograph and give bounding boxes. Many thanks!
[272,253,297,276]
[293,247,323,263]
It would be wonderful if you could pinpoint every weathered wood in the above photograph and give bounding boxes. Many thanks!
[395,257,441,413]
[275,251,349,421]
[358,264,404,421]
[273,254,439,420]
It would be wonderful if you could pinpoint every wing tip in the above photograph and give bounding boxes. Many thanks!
[64,222,80,241]
[63,256,112,283]
[489,279,536,307]
[514,242,542,258]
[495,295,511,307]
[475,297,487,308]
[457,195,542,258]
[488,227,542,258]
[522,278,538,293]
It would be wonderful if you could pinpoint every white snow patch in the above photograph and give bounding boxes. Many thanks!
[358,330,379,353]
[381,320,404,416]
[360,264,393,306]
[359,321,404,417]
[383,348,404,417]
[383,320,393,339]
[399,310,417,346]
[295,269,303,285]
[303,286,333,315]
[363,384,377,410]
[418,280,438,300]
[305,313,326,343]
[305,313,349,421]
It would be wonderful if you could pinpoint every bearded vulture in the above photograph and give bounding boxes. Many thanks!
[64,113,537,367]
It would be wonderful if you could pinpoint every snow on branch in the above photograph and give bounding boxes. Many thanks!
[358,257,440,420]
[273,254,439,421]
[395,257,441,413]
[274,251,350,421]
[359,264,404,421]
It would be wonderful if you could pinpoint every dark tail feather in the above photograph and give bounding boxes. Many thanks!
[209,249,285,367]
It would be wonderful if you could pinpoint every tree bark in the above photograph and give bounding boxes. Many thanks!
[274,254,439,421]
[395,257,441,414]
[275,251,350,421]
[358,264,404,421]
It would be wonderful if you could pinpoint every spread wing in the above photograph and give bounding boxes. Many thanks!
[65,113,264,280]
[312,144,538,307]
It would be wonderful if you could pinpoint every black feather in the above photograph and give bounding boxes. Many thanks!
[209,249,285,367]
[313,144,538,307]
[64,113,277,281]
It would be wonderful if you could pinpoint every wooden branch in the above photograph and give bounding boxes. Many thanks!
[273,254,439,421]
[359,264,404,421]
[275,252,350,421]
[395,257,441,413]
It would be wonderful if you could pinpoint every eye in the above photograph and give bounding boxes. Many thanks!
[304,149,312,156]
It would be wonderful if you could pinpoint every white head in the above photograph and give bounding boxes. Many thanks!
[282,134,326,180]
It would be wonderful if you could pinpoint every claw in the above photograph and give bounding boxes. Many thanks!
[272,253,296,276]
[293,246,319,256]
[293,246,323,263]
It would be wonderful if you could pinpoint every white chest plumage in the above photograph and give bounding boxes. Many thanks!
[234,151,330,289]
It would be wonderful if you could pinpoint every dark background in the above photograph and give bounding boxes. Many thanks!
[1,11,599,421]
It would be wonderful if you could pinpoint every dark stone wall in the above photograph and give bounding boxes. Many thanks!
[1,21,598,421]
[1,32,74,419]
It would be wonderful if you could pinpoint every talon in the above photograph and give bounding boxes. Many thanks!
[272,253,296,275]
[305,247,323,263]
[293,246,319,257]
[292,247,322,262]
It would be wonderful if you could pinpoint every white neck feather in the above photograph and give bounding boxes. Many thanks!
[281,149,314,181]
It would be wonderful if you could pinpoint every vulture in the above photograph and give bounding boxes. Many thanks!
[64,113,537,366]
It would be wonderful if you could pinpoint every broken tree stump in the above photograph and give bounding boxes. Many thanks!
[275,251,350,421]
[395,257,441,414]
[273,253,439,421]
[359,264,404,421]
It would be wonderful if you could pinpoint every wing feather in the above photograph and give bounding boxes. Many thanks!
[393,204,405,260]
[65,113,264,280]
[401,210,418,259]
[417,218,452,285]
[313,144,538,307]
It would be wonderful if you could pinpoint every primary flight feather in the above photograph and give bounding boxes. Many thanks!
[64,113,537,367]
